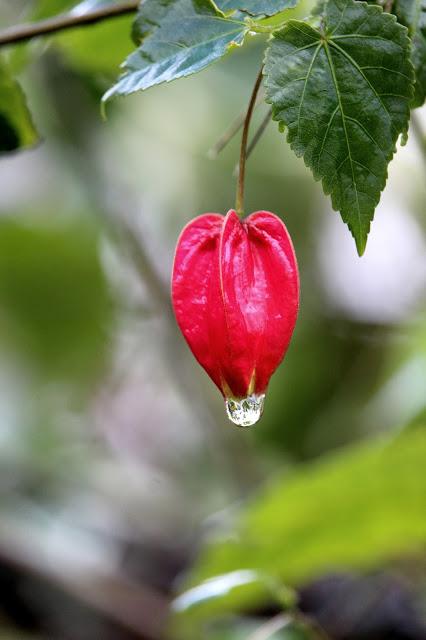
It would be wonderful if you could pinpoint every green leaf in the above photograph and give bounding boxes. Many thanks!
[29,1,134,75]
[33,0,120,20]
[264,0,414,255]
[180,429,426,621]
[216,1,297,16]
[33,0,77,19]
[173,569,295,627]
[0,60,38,153]
[0,216,113,388]
[103,0,247,103]
[54,13,134,74]
[394,0,426,107]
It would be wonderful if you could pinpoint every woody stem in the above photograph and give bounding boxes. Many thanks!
[235,65,264,217]
[0,1,139,47]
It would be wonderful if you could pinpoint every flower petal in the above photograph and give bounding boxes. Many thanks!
[219,210,299,395]
[245,210,299,392]
[172,210,299,401]
[171,213,224,391]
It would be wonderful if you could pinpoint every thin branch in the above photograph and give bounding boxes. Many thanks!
[234,106,272,176]
[235,65,264,216]
[246,106,272,159]
[207,90,264,159]
[0,1,139,47]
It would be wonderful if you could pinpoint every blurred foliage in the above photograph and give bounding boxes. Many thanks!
[32,0,134,75]
[181,615,316,640]
[173,429,426,633]
[0,215,113,388]
[54,14,133,75]
[0,58,38,152]
[0,2,424,639]
[33,0,77,19]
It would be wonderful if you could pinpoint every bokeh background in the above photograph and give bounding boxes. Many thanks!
[0,2,425,639]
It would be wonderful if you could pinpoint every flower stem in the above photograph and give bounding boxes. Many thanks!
[235,66,264,217]
[207,90,264,159]
[246,106,272,158]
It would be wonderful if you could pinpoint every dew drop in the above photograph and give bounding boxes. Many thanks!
[225,394,265,428]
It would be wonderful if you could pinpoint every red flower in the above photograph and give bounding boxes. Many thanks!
[172,210,299,426]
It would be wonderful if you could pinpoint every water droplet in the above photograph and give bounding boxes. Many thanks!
[225,394,265,427]
[172,570,260,612]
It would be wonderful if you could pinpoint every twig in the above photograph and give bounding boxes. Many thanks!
[235,65,264,216]
[234,106,272,176]
[246,106,272,158]
[0,1,139,47]
[207,90,264,159]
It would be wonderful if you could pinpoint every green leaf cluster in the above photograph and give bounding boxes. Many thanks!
[394,0,426,106]
[172,429,426,633]
[264,0,414,254]
[0,0,424,253]
[102,0,248,102]
[99,0,422,253]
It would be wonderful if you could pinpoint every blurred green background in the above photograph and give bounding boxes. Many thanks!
[0,2,425,639]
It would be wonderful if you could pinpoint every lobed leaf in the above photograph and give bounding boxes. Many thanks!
[264,0,414,255]
[0,60,38,154]
[103,0,248,103]
[394,0,426,107]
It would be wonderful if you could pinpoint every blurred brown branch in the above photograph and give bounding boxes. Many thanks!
[0,1,139,47]
[0,514,169,639]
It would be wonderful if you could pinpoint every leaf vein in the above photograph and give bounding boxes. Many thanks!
[352,158,380,180]
[343,115,386,156]
[331,34,404,51]
[296,44,322,141]
[323,42,362,234]
[378,92,410,99]
[326,153,349,190]
[329,39,396,135]
[330,1,349,36]
[360,66,412,81]
[316,105,339,172]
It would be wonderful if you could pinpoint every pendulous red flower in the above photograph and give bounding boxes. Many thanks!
[172,209,299,427]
